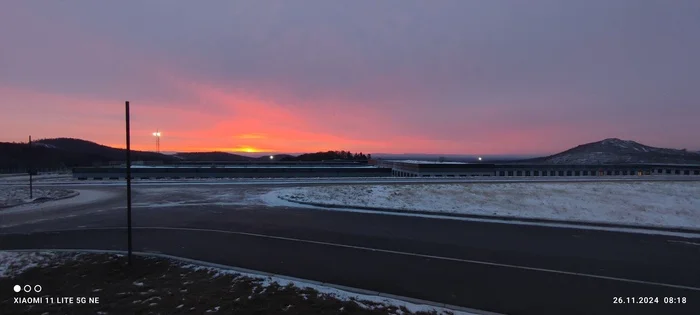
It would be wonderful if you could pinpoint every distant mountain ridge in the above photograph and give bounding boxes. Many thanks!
[37,138,177,162]
[2,137,698,171]
[0,138,180,171]
[0,138,367,170]
[521,138,700,165]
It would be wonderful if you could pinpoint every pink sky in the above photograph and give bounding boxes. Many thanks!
[1,1,699,155]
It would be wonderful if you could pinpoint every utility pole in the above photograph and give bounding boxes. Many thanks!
[125,101,133,265]
[28,135,33,199]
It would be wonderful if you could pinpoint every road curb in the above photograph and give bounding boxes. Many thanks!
[0,249,501,315]
[278,196,700,235]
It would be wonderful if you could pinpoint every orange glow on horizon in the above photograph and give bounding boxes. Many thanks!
[2,75,607,156]
[226,146,273,153]
[107,144,275,154]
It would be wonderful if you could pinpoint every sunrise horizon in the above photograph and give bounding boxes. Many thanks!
[7,134,697,158]
[1,3,699,313]
[2,1,699,157]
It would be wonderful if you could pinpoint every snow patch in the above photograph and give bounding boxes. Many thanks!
[270,182,700,229]
[205,306,220,313]
[0,189,112,216]
[0,187,75,208]
[0,252,80,278]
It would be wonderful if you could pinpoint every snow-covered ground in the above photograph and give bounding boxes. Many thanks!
[0,187,76,208]
[272,182,700,229]
[0,251,475,314]
[0,189,118,228]
[0,251,60,277]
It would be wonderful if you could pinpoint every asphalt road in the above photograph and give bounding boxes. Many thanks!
[1,186,699,315]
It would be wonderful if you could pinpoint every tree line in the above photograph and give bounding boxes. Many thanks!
[280,151,372,161]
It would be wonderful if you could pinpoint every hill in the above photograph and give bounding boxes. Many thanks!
[38,138,176,162]
[522,138,700,165]
[12,137,694,171]
[0,138,178,171]
[0,138,371,171]
[1,141,99,171]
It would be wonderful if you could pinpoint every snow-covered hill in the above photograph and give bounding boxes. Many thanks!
[525,138,700,165]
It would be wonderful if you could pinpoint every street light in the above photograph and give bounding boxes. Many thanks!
[478,157,483,161]
[269,155,274,160]
[152,130,161,153]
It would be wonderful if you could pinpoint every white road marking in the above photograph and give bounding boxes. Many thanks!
[12,226,700,292]
[668,240,700,246]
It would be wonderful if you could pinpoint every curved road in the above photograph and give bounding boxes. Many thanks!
[1,184,699,315]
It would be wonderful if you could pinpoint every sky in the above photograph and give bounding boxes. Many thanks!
[1,1,699,155]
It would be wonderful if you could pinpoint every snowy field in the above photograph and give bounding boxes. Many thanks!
[0,251,472,315]
[273,182,700,229]
[0,186,76,208]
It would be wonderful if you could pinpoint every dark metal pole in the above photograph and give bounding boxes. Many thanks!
[28,136,33,199]
[125,101,133,265]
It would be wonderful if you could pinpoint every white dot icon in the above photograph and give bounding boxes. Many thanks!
[13,285,21,293]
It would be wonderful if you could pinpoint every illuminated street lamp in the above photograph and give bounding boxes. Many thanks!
[152,130,161,153]
[478,157,483,161]
[269,155,274,160]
